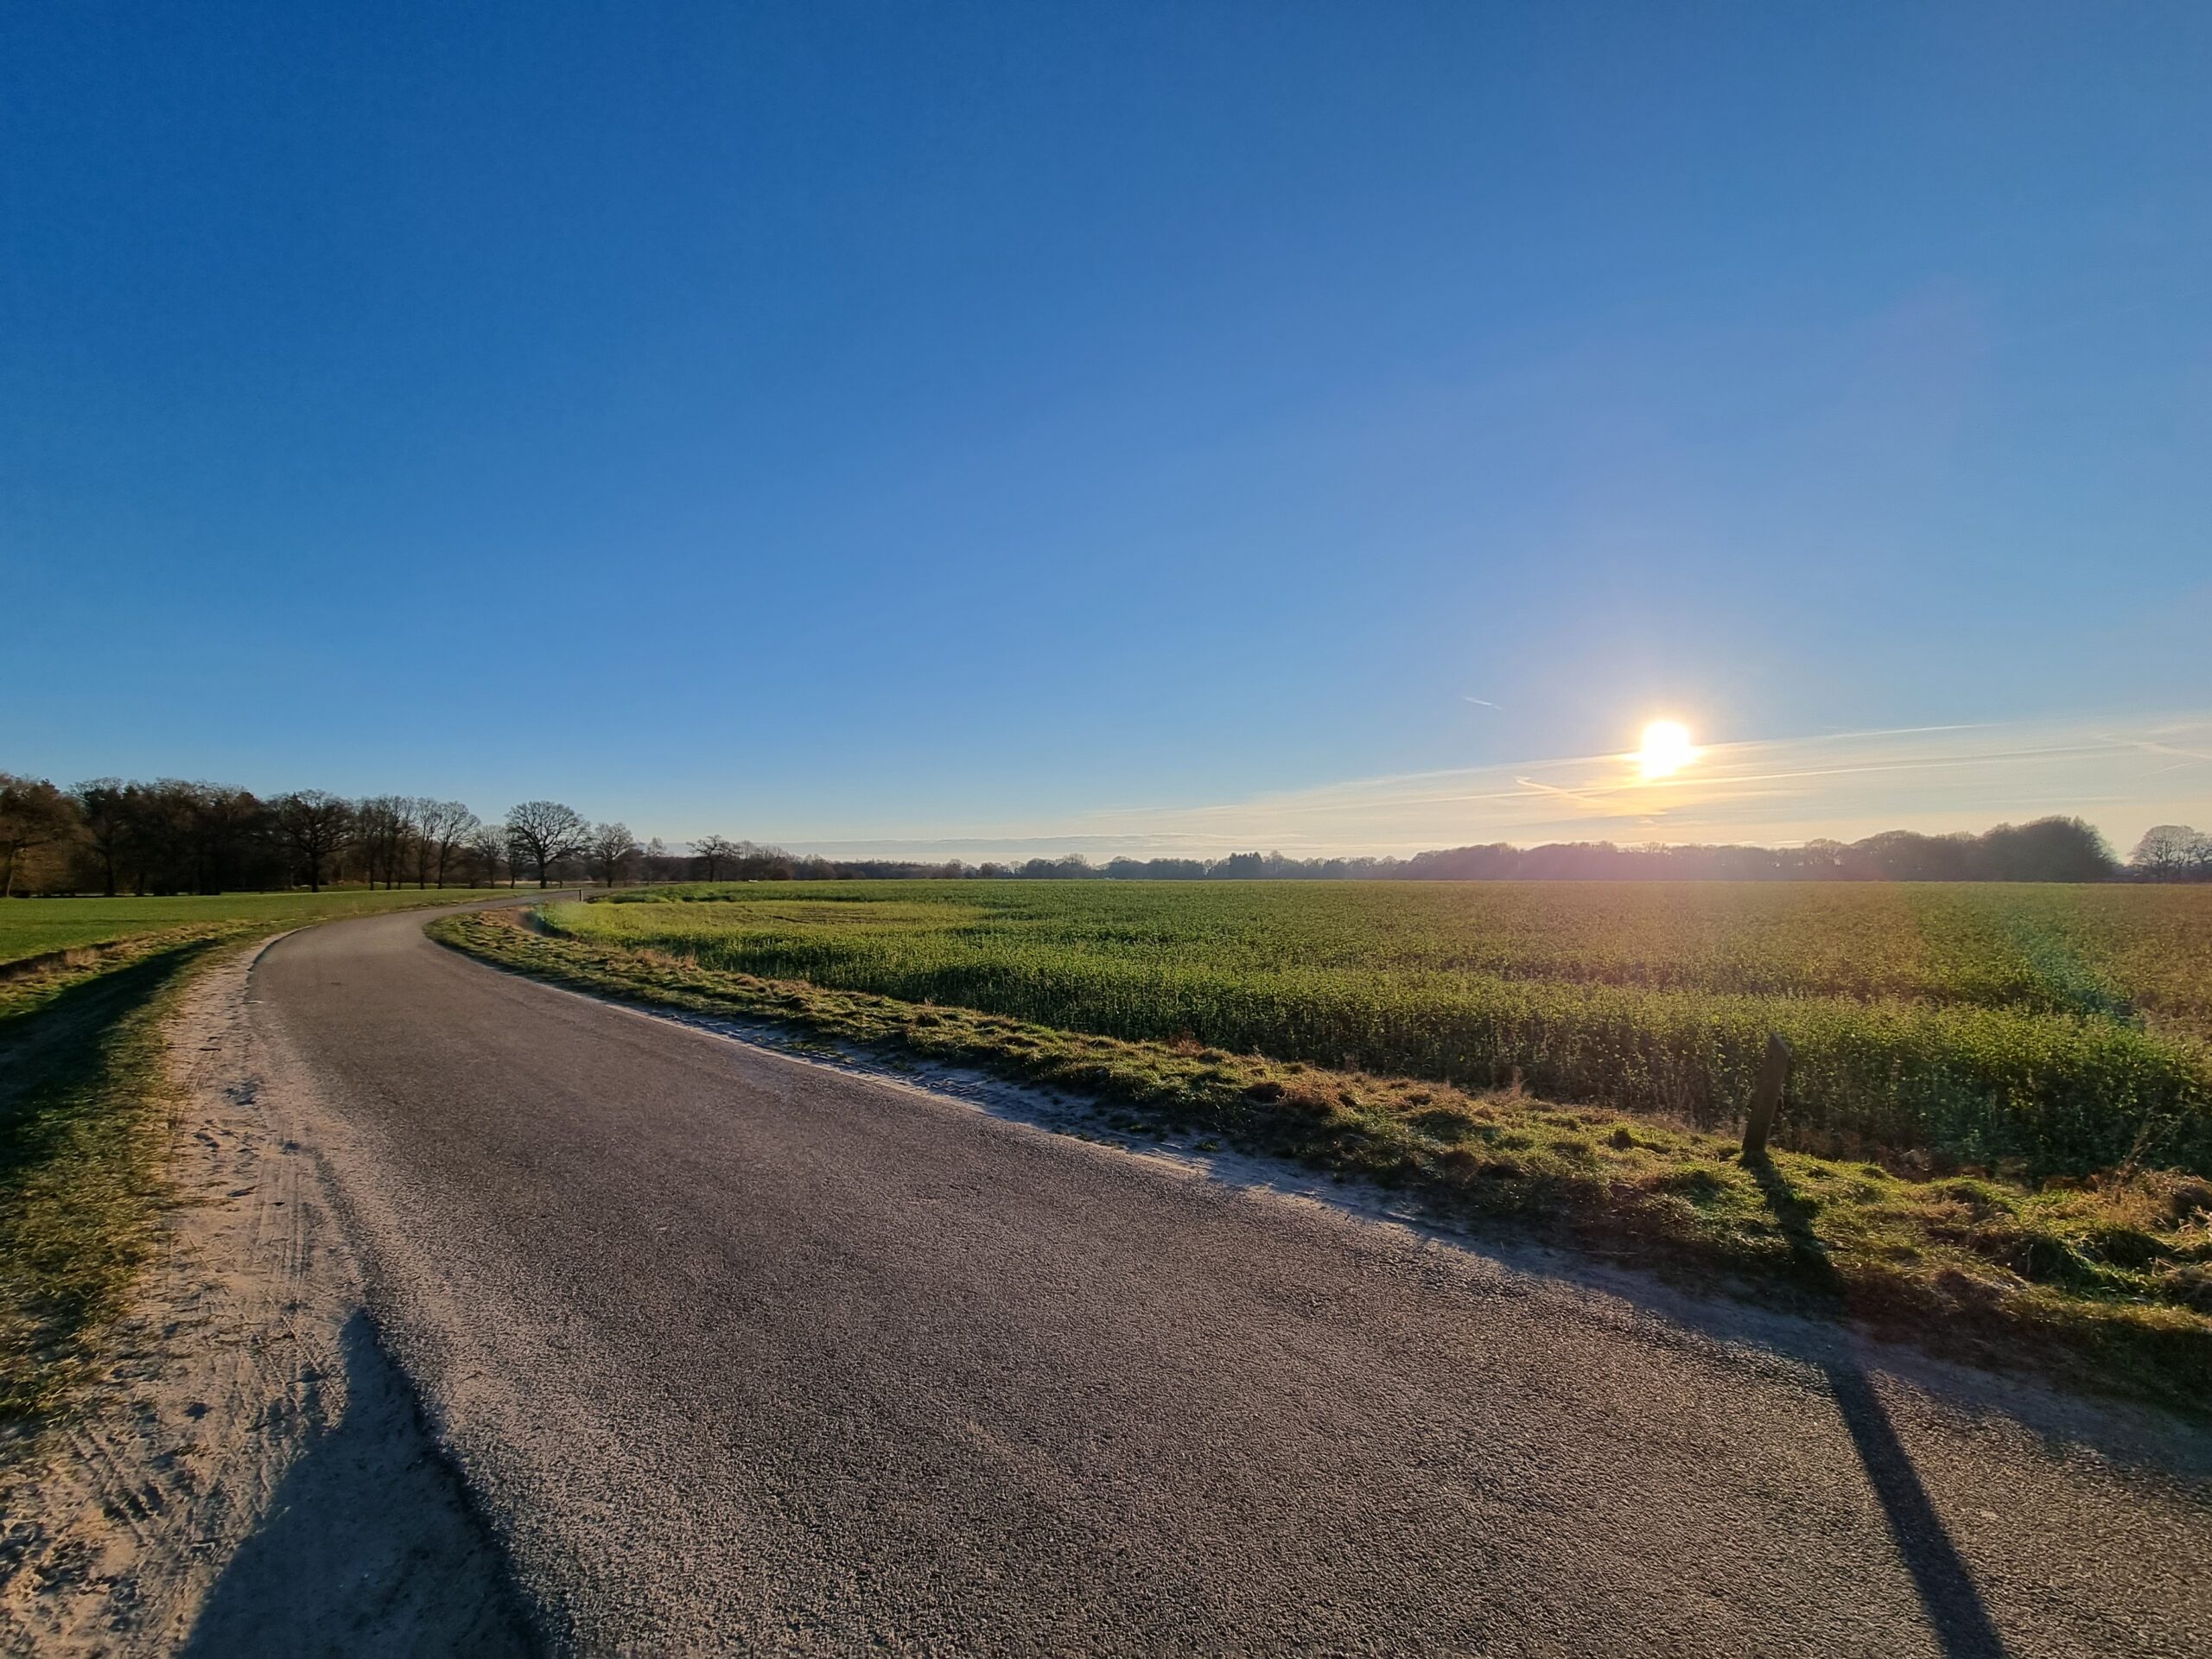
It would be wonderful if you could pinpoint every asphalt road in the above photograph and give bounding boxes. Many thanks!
[247,905,2212,1656]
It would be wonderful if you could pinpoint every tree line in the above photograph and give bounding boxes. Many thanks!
[836,818,2209,883]
[2,772,2206,896]
[0,775,666,897]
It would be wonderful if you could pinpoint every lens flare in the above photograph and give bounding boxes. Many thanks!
[1637,721,1697,780]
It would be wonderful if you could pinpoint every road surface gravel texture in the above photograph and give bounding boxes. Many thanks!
[248,906,2212,1656]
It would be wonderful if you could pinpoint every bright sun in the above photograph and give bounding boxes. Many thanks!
[1637,720,1697,780]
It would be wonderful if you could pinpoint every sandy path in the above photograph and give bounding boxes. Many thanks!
[0,937,528,1656]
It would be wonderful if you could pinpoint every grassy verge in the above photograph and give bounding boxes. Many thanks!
[0,892,511,1449]
[0,939,215,1438]
[438,907,2212,1412]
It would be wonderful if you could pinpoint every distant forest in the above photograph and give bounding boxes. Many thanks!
[1,772,2208,895]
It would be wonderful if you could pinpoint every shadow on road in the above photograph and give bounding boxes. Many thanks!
[1746,1153,2010,1659]
[182,1310,537,1658]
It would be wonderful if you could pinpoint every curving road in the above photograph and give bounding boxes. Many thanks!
[245,905,2212,1656]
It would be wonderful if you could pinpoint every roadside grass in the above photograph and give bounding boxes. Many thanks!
[0,941,211,1435]
[437,907,2212,1412]
[0,889,507,1452]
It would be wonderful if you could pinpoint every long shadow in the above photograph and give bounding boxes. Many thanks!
[0,941,213,1128]
[182,1309,537,1656]
[1745,1153,2009,1659]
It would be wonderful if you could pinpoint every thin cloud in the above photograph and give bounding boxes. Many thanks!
[778,713,2212,861]
[1512,776,1618,815]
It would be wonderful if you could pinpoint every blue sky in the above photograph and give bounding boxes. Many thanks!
[5,3,2208,853]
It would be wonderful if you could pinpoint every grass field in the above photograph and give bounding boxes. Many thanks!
[0,888,505,1444]
[550,880,2212,1179]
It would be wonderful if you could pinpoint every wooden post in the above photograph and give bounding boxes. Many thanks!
[1742,1032,1791,1157]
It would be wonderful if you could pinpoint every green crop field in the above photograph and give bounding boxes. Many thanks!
[550,880,2212,1178]
[0,888,516,970]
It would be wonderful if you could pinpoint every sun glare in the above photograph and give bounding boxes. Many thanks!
[1637,720,1697,780]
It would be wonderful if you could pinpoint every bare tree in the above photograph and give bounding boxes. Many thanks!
[2131,824,2211,881]
[463,823,508,887]
[407,798,440,887]
[643,836,668,885]
[354,796,411,889]
[0,774,76,898]
[505,800,589,888]
[413,799,480,887]
[275,791,355,892]
[692,834,736,881]
[119,780,193,894]
[70,779,130,896]
[588,822,639,888]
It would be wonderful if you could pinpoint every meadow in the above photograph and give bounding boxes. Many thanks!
[550,880,2212,1178]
